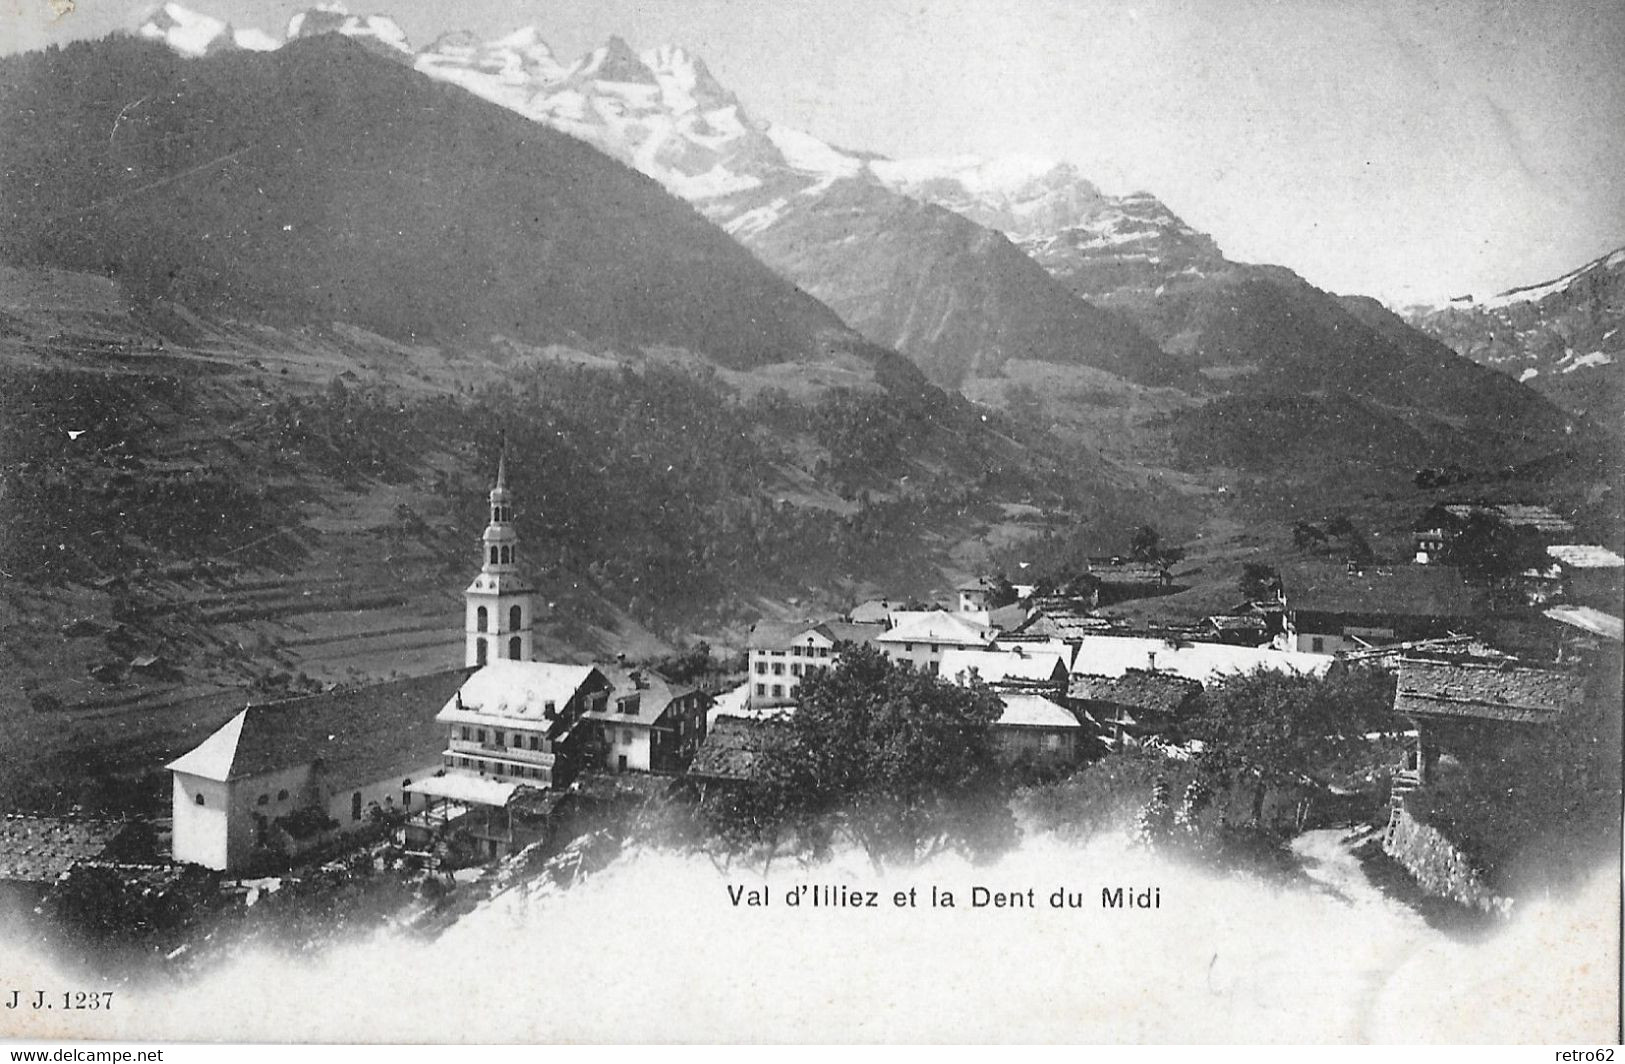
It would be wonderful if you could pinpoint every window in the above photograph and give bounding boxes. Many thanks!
[931,643,939,654]
[477,729,486,743]
[1044,734,1060,751]
[493,730,504,747]
[1311,637,1325,653]
[818,647,829,658]
[257,794,269,806]
[476,637,488,666]
[771,684,783,698]
[509,636,522,660]
[194,793,205,807]
[790,645,800,657]
[791,663,802,676]
[476,606,488,632]
[755,683,766,695]
[756,662,768,675]
[773,663,784,675]
[621,729,633,745]
[530,735,540,750]
[489,546,499,564]
[509,605,522,630]
[618,754,627,772]
[461,726,471,741]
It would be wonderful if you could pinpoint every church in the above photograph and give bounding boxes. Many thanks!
[166,454,707,871]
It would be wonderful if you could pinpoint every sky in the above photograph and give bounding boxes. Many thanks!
[5,0,1624,304]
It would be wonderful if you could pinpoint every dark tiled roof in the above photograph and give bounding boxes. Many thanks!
[821,621,887,646]
[0,816,125,883]
[1394,658,1589,724]
[231,668,475,784]
[1283,562,1483,618]
[687,716,789,782]
[1086,560,1169,583]
[1069,670,1203,715]
[747,619,822,650]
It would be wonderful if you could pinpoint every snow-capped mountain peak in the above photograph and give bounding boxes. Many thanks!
[138,2,276,56]
[286,4,412,56]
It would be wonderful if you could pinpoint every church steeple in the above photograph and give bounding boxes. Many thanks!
[465,449,535,667]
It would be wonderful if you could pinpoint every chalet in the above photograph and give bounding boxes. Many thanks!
[1281,561,1483,654]
[746,619,885,709]
[167,669,473,873]
[939,646,1069,690]
[1069,671,1203,751]
[686,715,791,797]
[434,660,611,789]
[876,609,998,674]
[1070,634,1332,685]
[1391,658,1590,787]
[957,578,994,613]
[1085,557,1174,606]
[584,667,711,774]
[1546,544,1625,611]
[992,693,1083,767]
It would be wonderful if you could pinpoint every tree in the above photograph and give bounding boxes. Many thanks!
[761,643,1017,867]
[1237,562,1281,603]
[1130,524,1162,563]
[1439,512,1547,585]
[1292,521,1328,551]
[1188,667,1395,822]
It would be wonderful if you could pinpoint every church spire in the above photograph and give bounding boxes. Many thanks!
[465,451,534,667]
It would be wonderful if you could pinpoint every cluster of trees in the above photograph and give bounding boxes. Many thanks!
[701,644,1017,868]
[1292,513,1372,562]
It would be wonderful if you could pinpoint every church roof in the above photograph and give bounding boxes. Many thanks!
[167,669,473,785]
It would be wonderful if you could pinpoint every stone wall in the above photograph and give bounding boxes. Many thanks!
[1382,805,1513,916]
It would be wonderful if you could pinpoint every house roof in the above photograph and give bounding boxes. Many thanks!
[821,621,887,646]
[437,661,608,729]
[747,619,823,650]
[585,667,701,725]
[988,603,1029,631]
[1542,606,1624,643]
[0,815,125,883]
[1086,559,1169,583]
[1069,670,1203,714]
[1017,611,1113,640]
[1547,544,1625,569]
[877,610,997,646]
[940,648,1067,687]
[1439,502,1576,535]
[1071,635,1333,685]
[406,775,530,807]
[687,715,790,782]
[168,669,473,786]
[1394,658,1589,725]
[1282,562,1482,618]
[848,599,898,623]
[997,694,1081,729]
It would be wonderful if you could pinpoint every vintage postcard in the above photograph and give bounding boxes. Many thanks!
[0,0,1620,1045]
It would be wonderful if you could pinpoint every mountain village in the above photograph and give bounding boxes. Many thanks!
[3,440,1619,944]
[0,3,1620,1034]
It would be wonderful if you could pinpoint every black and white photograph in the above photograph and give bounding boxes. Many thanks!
[0,0,1620,1045]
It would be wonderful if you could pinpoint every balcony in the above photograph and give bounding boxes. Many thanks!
[448,736,555,766]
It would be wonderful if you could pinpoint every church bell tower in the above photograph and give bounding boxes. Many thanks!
[465,452,535,666]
